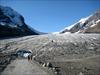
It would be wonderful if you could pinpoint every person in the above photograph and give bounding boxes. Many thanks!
[28,54,30,61]
[30,54,33,60]
[28,54,33,61]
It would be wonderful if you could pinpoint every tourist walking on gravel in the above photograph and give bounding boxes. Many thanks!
[28,54,33,61]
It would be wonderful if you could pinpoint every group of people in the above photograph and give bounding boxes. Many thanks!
[28,54,33,61]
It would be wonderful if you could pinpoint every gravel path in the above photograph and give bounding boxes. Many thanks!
[1,59,49,75]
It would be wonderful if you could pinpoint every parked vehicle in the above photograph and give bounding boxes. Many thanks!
[16,50,32,58]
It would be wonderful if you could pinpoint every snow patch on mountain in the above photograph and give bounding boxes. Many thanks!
[90,20,100,27]
[79,15,92,25]
[0,6,23,26]
[65,23,77,30]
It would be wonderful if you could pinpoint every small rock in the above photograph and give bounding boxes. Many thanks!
[42,63,46,67]
[79,72,84,75]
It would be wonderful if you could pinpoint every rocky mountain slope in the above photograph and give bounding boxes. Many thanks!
[0,6,41,37]
[60,10,100,33]
[0,34,100,75]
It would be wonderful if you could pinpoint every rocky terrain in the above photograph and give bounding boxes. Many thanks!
[0,6,42,37]
[1,59,49,75]
[60,10,100,33]
[0,34,100,75]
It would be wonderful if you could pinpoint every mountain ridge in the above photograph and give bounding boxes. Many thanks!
[60,10,100,34]
[0,5,42,37]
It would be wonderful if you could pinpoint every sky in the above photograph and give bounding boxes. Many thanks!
[0,0,100,33]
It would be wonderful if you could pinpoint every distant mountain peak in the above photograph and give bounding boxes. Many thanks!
[0,5,42,37]
[60,10,100,34]
[0,6,24,26]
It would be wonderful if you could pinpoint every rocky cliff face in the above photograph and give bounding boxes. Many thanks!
[0,6,40,37]
[60,10,100,33]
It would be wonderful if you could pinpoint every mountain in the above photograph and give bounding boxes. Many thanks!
[0,6,41,37]
[60,10,100,33]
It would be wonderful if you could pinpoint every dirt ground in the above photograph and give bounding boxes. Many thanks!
[1,59,49,75]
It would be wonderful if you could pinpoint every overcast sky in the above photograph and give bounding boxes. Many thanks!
[0,0,100,33]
